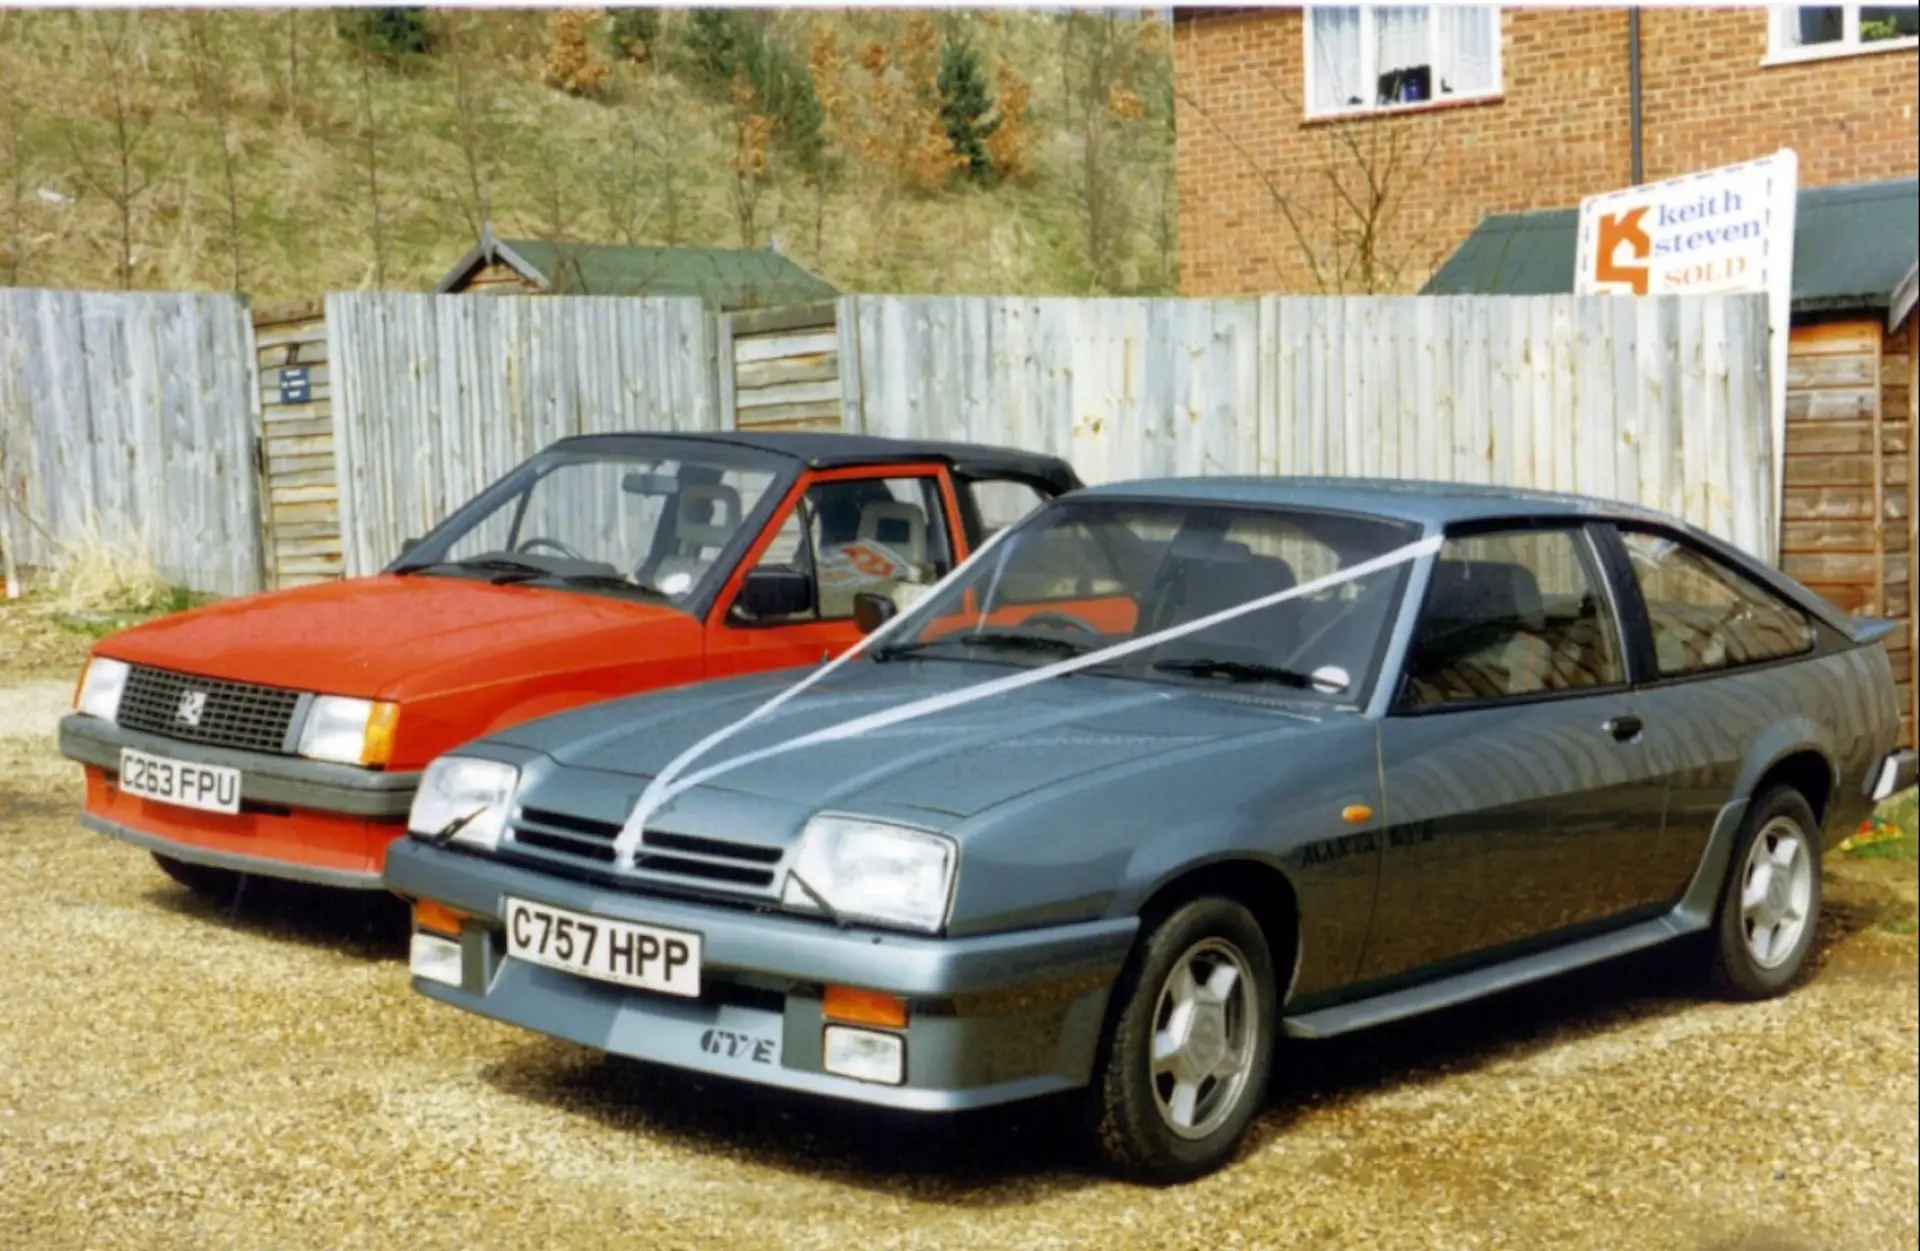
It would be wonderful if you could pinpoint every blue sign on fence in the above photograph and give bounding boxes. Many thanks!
[278,367,310,405]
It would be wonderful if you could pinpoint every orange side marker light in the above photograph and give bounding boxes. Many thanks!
[414,898,467,938]
[823,985,909,1029]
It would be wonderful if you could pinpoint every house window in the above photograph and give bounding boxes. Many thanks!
[1768,5,1920,60]
[1304,6,1501,118]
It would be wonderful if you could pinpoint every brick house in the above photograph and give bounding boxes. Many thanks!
[1172,4,1918,748]
[1171,4,1917,297]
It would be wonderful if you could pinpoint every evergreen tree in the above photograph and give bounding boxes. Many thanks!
[607,8,660,63]
[681,10,824,172]
[937,39,998,181]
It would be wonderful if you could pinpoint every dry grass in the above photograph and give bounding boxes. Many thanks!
[45,523,174,617]
[0,591,91,687]
[0,9,1175,300]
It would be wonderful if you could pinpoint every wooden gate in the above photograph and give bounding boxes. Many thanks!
[252,300,344,588]
[1780,316,1916,749]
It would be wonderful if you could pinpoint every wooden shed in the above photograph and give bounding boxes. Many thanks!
[434,226,839,310]
[1427,176,1918,748]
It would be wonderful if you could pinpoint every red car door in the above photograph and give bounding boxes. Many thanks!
[702,463,970,680]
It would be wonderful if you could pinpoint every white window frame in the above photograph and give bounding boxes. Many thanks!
[1764,5,1920,65]
[1302,5,1504,121]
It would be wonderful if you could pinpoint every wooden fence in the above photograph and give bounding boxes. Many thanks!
[326,292,721,576]
[0,289,263,597]
[2,288,1779,590]
[839,294,1778,561]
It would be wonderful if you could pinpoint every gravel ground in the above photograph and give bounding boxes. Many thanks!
[3,646,1916,1251]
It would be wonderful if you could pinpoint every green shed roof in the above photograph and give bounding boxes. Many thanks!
[435,229,840,310]
[1423,176,1919,329]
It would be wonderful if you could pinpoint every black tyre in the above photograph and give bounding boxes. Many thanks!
[1088,896,1277,1183]
[1708,785,1822,1001]
[151,852,242,899]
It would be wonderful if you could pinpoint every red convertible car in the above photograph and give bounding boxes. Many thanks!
[58,431,1079,895]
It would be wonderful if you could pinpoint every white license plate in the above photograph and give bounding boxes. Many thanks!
[503,896,702,998]
[118,747,241,814]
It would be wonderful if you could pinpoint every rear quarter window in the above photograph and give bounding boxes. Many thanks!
[1618,529,1814,677]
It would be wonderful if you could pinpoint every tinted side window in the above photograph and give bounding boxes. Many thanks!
[1618,529,1813,676]
[1403,529,1625,708]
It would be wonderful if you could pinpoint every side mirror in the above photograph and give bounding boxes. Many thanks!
[852,591,896,635]
[398,537,423,557]
[735,568,813,620]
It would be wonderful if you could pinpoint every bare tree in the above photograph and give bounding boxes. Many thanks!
[0,12,27,285]
[67,13,158,290]
[444,16,498,245]
[1316,114,1444,293]
[1065,11,1153,292]
[355,45,387,287]
[726,73,776,248]
[592,64,665,248]
[533,109,568,244]
[185,12,245,291]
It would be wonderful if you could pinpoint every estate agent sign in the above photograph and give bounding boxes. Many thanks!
[1575,149,1798,556]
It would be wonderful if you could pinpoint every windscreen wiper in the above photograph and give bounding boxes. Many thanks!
[395,556,550,584]
[875,629,1092,663]
[1151,657,1319,688]
[552,572,667,596]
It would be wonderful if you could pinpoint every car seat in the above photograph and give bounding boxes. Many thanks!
[1149,540,1300,665]
[650,483,742,595]
[1406,558,1555,701]
[855,500,928,566]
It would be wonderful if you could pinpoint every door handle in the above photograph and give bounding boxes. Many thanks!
[1604,714,1643,743]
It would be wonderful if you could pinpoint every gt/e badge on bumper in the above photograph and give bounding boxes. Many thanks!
[700,1028,777,1065]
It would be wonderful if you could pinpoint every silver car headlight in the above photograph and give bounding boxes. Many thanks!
[781,814,957,934]
[75,656,131,723]
[408,756,519,852]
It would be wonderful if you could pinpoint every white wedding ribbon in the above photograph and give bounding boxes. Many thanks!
[611,528,1443,864]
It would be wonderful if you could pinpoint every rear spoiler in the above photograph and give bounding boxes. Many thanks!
[1850,617,1899,645]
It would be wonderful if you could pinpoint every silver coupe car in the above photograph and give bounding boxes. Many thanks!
[382,477,1915,1183]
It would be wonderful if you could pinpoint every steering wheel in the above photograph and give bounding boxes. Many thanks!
[1021,610,1101,635]
[515,536,588,562]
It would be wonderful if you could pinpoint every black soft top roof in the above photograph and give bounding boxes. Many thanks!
[549,429,1082,492]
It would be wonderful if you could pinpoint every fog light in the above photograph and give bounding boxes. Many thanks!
[823,1025,905,1085]
[410,932,463,988]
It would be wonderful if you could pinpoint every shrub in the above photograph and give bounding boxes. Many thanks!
[49,523,172,616]
[334,8,433,62]
[544,9,610,97]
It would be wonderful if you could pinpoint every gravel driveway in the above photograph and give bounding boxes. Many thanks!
[3,667,1915,1251]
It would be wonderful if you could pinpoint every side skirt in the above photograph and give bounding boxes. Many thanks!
[1282,798,1747,1040]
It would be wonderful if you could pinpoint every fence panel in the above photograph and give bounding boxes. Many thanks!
[842,296,1265,487]
[0,289,262,596]
[326,293,720,576]
[841,293,1775,559]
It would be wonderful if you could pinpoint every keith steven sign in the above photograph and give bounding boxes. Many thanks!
[1575,151,1796,297]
